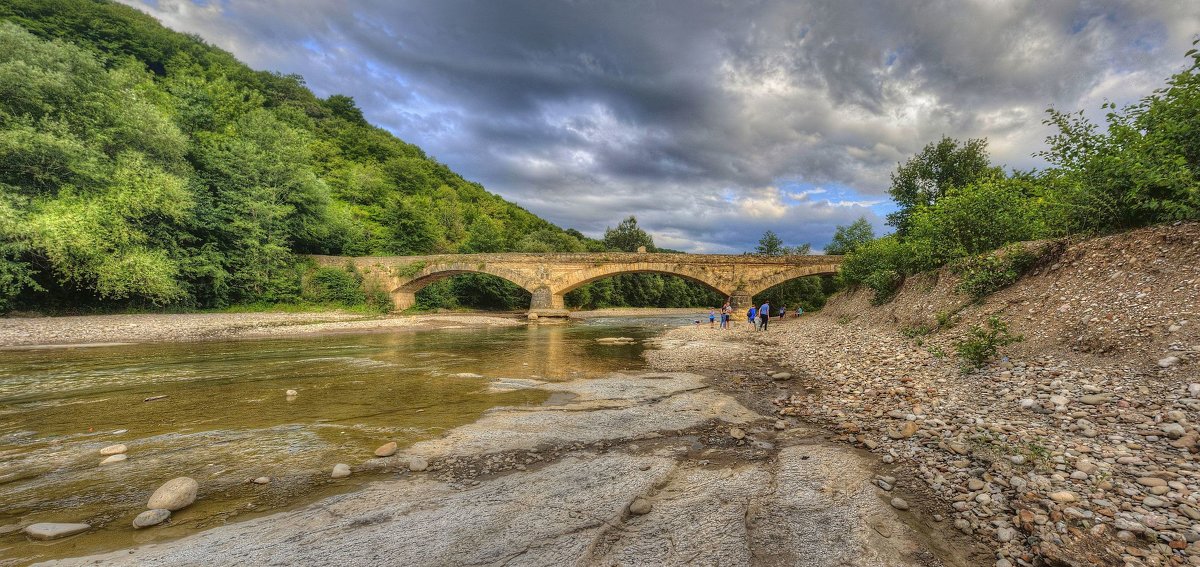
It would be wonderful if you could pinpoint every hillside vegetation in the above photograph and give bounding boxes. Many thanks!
[0,0,731,313]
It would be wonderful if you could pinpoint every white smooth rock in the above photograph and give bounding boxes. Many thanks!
[331,464,351,478]
[147,477,199,511]
[99,444,128,456]
[24,523,90,540]
[100,454,128,465]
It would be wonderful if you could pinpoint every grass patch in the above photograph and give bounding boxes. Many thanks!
[951,244,1040,300]
[954,316,1023,371]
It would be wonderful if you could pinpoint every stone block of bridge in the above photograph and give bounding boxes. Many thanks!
[310,252,842,315]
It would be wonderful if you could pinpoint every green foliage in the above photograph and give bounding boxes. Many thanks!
[824,217,874,255]
[303,266,365,305]
[752,276,833,313]
[395,261,427,279]
[954,316,1023,370]
[603,216,654,252]
[838,236,911,304]
[951,245,1039,300]
[1038,42,1200,230]
[886,136,1001,235]
[755,230,810,256]
[842,41,1200,301]
[0,8,628,312]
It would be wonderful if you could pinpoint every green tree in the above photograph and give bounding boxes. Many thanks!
[755,230,785,255]
[462,216,506,253]
[383,197,438,255]
[824,217,874,255]
[603,216,654,252]
[886,136,1000,234]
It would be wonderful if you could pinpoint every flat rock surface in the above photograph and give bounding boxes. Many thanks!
[42,449,932,567]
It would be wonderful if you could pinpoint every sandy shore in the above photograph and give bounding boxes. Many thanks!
[0,311,523,348]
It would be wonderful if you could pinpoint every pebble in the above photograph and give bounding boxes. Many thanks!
[100,454,128,465]
[890,497,909,510]
[331,464,351,478]
[132,509,171,529]
[252,477,270,485]
[996,527,1016,543]
[1048,491,1077,503]
[408,457,429,472]
[629,497,653,515]
[1159,356,1180,368]
[99,444,127,456]
[374,442,398,457]
[285,389,298,397]
[24,523,90,540]
[729,427,746,440]
[147,477,199,511]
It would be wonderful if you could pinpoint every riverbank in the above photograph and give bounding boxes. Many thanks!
[0,307,719,348]
[647,307,1200,567]
[23,321,985,566]
[0,311,524,348]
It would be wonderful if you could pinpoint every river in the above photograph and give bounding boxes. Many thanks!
[0,316,695,565]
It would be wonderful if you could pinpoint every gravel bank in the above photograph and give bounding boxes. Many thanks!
[0,312,522,348]
[647,313,1200,567]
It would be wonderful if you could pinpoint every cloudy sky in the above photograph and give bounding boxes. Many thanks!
[120,1,1198,252]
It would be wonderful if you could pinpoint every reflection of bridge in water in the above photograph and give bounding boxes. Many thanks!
[312,252,843,316]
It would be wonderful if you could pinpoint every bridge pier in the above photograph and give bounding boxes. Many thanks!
[529,287,567,318]
[729,289,752,312]
[391,291,416,312]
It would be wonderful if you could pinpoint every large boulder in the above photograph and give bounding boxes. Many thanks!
[147,477,199,511]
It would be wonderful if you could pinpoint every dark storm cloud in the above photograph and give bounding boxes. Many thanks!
[119,0,1199,251]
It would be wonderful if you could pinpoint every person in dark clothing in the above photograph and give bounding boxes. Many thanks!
[758,301,770,331]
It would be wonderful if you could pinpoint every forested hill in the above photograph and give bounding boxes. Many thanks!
[0,0,644,312]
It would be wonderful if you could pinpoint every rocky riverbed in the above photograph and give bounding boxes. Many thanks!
[647,314,1200,567]
[35,370,980,566]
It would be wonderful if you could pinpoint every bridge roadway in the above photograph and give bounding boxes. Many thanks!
[312,252,842,316]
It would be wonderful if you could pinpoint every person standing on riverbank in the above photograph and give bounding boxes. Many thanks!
[709,308,716,328]
[747,305,756,328]
[758,301,770,331]
[720,301,731,329]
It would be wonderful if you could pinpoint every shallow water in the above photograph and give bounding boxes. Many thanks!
[0,317,696,564]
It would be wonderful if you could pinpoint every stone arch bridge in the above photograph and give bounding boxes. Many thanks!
[312,252,842,316]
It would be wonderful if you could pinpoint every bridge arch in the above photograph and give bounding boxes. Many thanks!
[389,262,543,311]
[740,263,842,298]
[554,264,735,298]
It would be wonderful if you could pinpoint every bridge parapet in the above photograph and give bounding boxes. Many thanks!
[310,252,843,314]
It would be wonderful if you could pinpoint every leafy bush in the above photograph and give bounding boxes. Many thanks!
[304,266,364,305]
[954,316,1023,370]
[951,244,1039,300]
[838,236,911,304]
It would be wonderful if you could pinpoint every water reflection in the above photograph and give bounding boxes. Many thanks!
[0,319,676,563]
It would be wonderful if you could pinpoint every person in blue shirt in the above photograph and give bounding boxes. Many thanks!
[747,305,757,328]
[758,301,770,331]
